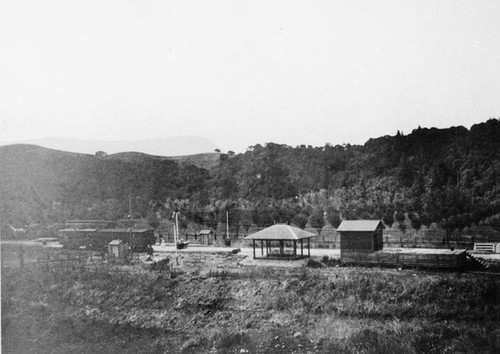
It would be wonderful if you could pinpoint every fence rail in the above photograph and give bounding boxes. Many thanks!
[473,243,500,253]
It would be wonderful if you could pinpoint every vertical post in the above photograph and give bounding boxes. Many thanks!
[301,239,304,257]
[19,246,24,267]
[128,213,133,259]
[294,241,297,259]
[175,212,179,265]
[308,238,310,257]
[253,240,256,259]
[226,210,229,241]
[261,240,264,255]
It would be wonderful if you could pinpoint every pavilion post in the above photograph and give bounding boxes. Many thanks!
[294,241,297,259]
[261,240,264,255]
[308,238,310,257]
[253,240,256,259]
[301,239,304,257]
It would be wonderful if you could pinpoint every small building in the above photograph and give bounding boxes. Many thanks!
[96,228,155,252]
[60,227,154,252]
[244,224,317,260]
[337,220,384,255]
[337,220,466,270]
[107,239,128,261]
[197,229,214,245]
[59,228,98,250]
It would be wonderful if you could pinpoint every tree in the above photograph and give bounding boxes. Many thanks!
[382,206,395,227]
[408,212,422,231]
[293,213,308,229]
[308,208,325,230]
[325,206,341,228]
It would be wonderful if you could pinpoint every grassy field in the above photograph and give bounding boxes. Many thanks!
[2,246,500,353]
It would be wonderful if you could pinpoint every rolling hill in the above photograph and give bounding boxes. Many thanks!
[0,136,220,157]
[1,118,499,238]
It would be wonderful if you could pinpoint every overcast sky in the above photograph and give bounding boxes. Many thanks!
[1,0,499,153]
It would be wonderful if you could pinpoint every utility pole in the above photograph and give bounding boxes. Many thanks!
[128,195,133,259]
[128,214,133,259]
[173,211,179,265]
[226,210,229,243]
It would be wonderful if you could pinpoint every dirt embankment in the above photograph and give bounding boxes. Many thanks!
[3,251,500,353]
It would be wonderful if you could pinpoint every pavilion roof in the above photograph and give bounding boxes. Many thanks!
[244,224,317,241]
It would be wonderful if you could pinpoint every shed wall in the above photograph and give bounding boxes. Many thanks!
[340,231,376,251]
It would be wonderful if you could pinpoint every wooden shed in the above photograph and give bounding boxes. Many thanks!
[197,229,214,245]
[60,227,154,252]
[107,239,129,261]
[96,228,155,252]
[337,220,467,270]
[337,220,384,253]
[59,228,98,250]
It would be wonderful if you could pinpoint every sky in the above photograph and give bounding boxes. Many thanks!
[1,0,499,153]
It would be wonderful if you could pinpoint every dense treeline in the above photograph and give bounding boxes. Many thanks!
[204,118,500,235]
[1,119,499,237]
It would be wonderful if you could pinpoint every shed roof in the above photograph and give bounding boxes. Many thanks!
[244,224,317,241]
[60,228,97,232]
[108,239,124,246]
[199,229,213,235]
[337,220,384,232]
[99,228,152,233]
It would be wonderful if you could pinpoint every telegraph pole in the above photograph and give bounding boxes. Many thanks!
[173,211,179,265]
[128,214,133,259]
[226,210,229,243]
[128,195,133,259]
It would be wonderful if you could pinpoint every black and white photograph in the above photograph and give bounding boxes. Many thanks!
[1,1,500,353]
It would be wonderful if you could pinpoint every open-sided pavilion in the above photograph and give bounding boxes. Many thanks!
[244,224,317,260]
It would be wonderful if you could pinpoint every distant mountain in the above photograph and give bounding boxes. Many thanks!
[0,136,220,157]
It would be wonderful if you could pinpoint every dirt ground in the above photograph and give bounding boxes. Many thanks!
[2,241,500,353]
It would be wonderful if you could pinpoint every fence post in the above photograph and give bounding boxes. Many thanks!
[19,246,24,267]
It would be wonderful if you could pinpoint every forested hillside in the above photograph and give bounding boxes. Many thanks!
[0,145,211,232]
[1,119,499,237]
[204,119,500,235]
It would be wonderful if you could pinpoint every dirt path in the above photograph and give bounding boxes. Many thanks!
[152,244,341,259]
